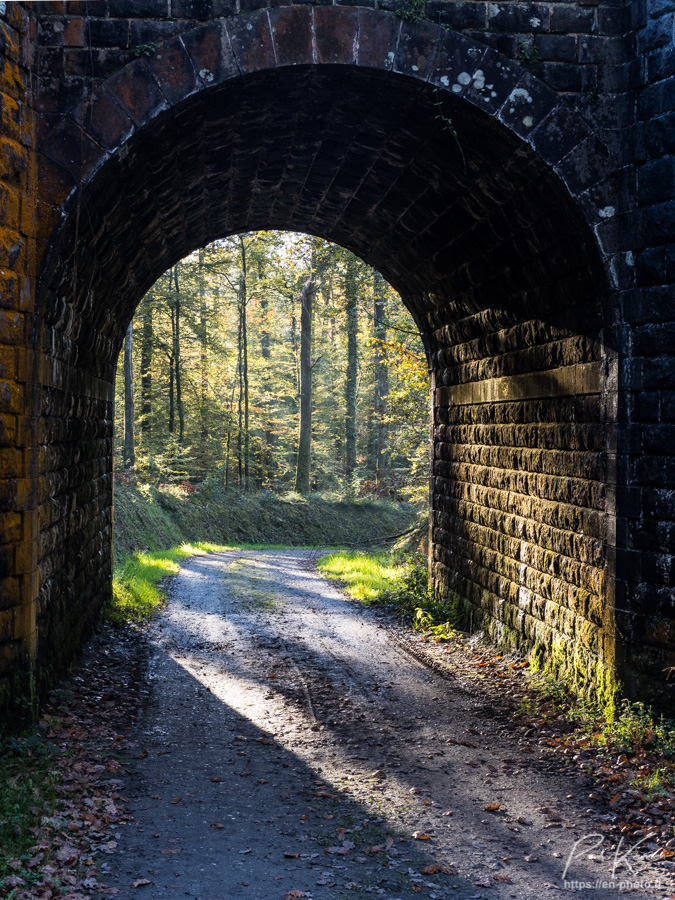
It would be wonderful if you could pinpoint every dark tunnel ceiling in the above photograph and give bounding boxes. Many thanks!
[46,65,605,351]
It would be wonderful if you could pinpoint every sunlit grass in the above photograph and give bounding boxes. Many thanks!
[317,550,459,640]
[317,551,405,603]
[108,542,230,626]
[108,542,325,626]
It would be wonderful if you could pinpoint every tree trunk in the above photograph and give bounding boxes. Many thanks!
[373,271,389,480]
[123,320,135,469]
[173,266,185,445]
[239,238,250,491]
[199,248,208,453]
[140,296,153,437]
[294,271,316,493]
[345,257,358,486]
[259,262,275,474]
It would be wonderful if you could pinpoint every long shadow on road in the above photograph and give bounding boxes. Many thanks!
[101,651,479,900]
[98,550,663,899]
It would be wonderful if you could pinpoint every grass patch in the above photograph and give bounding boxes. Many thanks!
[107,541,327,627]
[114,482,418,559]
[317,551,403,603]
[317,550,458,640]
[570,695,675,758]
[107,541,229,627]
[0,734,60,886]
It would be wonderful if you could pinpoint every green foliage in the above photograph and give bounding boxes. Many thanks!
[107,542,228,627]
[115,232,429,500]
[517,38,540,69]
[316,551,403,603]
[576,699,675,758]
[533,677,675,759]
[631,766,675,800]
[0,735,60,884]
[113,481,418,562]
[317,550,459,639]
[134,42,156,57]
[395,0,427,23]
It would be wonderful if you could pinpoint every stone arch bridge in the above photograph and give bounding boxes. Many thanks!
[0,0,673,717]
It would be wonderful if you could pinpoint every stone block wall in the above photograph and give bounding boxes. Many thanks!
[617,0,675,697]
[0,0,39,715]
[430,315,611,694]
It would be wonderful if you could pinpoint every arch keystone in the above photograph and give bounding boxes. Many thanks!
[226,9,275,75]
[268,6,314,69]
[313,6,359,66]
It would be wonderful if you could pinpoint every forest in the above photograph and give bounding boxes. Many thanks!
[114,231,430,502]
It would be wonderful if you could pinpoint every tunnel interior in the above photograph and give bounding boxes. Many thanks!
[35,63,612,696]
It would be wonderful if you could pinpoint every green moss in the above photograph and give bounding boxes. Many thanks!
[530,642,545,672]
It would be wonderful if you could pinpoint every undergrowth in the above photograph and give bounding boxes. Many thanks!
[528,675,675,766]
[0,734,60,886]
[572,696,675,759]
[317,551,458,640]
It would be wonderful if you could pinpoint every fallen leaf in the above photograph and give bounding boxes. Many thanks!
[412,831,432,840]
[171,796,182,804]
[421,864,458,875]
[211,823,225,829]
[484,802,501,812]
[211,776,222,783]
[494,873,511,882]
[371,836,394,852]
[284,852,300,859]
[131,879,152,888]
[284,892,306,900]
[258,779,268,784]
[441,810,453,817]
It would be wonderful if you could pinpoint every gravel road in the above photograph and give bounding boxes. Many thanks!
[98,550,670,900]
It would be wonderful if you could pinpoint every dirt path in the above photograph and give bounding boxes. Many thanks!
[98,550,669,900]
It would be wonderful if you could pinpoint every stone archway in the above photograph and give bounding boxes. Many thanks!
[3,7,630,715]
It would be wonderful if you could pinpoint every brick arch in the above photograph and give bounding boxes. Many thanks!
[11,7,628,714]
[38,9,617,254]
